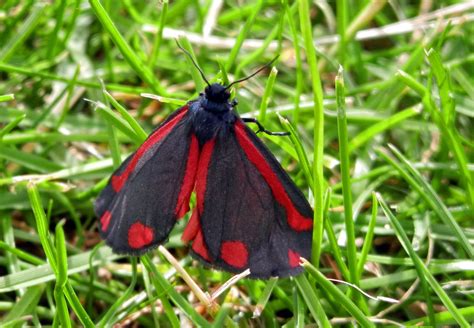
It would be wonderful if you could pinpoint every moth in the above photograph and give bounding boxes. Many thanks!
[95,48,313,279]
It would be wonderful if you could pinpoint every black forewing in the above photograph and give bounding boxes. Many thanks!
[95,107,194,255]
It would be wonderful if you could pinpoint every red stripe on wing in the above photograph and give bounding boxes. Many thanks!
[112,107,188,192]
[234,121,313,231]
[195,139,215,213]
[182,139,215,261]
[175,134,200,218]
[182,209,199,242]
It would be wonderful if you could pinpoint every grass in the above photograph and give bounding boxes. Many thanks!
[0,0,473,326]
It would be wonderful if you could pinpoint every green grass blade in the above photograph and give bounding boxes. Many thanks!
[356,192,378,280]
[302,260,375,328]
[0,62,150,94]
[148,0,168,67]
[0,145,63,173]
[87,0,164,94]
[277,114,313,187]
[0,93,15,102]
[335,68,358,286]
[177,36,207,92]
[141,255,209,327]
[1,285,44,324]
[294,275,331,327]
[103,89,148,141]
[98,258,138,327]
[254,278,277,317]
[397,68,474,213]
[0,4,45,62]
[377,194,470,327]
[47,0,67,58]
[283,0,304,125]
[348,105,421,152]
[225,0,264,72]
[91,100,143,144]
[426,48,474,210]
[379,145,474,258]
[298,0,326,268]
[54,222,71,328]
[404,306,474,326]
[27,184,94,327]
[323,188,350,280]
[0,113,25,141]
[258,66,278,124]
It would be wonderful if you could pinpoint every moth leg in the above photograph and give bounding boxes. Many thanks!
[241,118,290,136]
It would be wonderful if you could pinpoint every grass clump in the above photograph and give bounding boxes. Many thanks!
[1,0,473,326]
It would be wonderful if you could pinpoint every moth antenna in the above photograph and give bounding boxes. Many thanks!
[225,55,280,90]
[175,39,211,88]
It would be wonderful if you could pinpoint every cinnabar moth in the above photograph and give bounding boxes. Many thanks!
[95,49,313,279]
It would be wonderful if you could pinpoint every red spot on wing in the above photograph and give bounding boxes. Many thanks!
[100,211,111,232]
[288,249,301,268]
[175,134,199,218]
[128,222,154,249]
[112,107,188,192]
[220,241,248,268]
[234,122,313,231]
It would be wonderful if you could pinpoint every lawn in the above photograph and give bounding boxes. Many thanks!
[0,0,473,326]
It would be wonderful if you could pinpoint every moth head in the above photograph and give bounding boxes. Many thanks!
[204,83,231,103]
